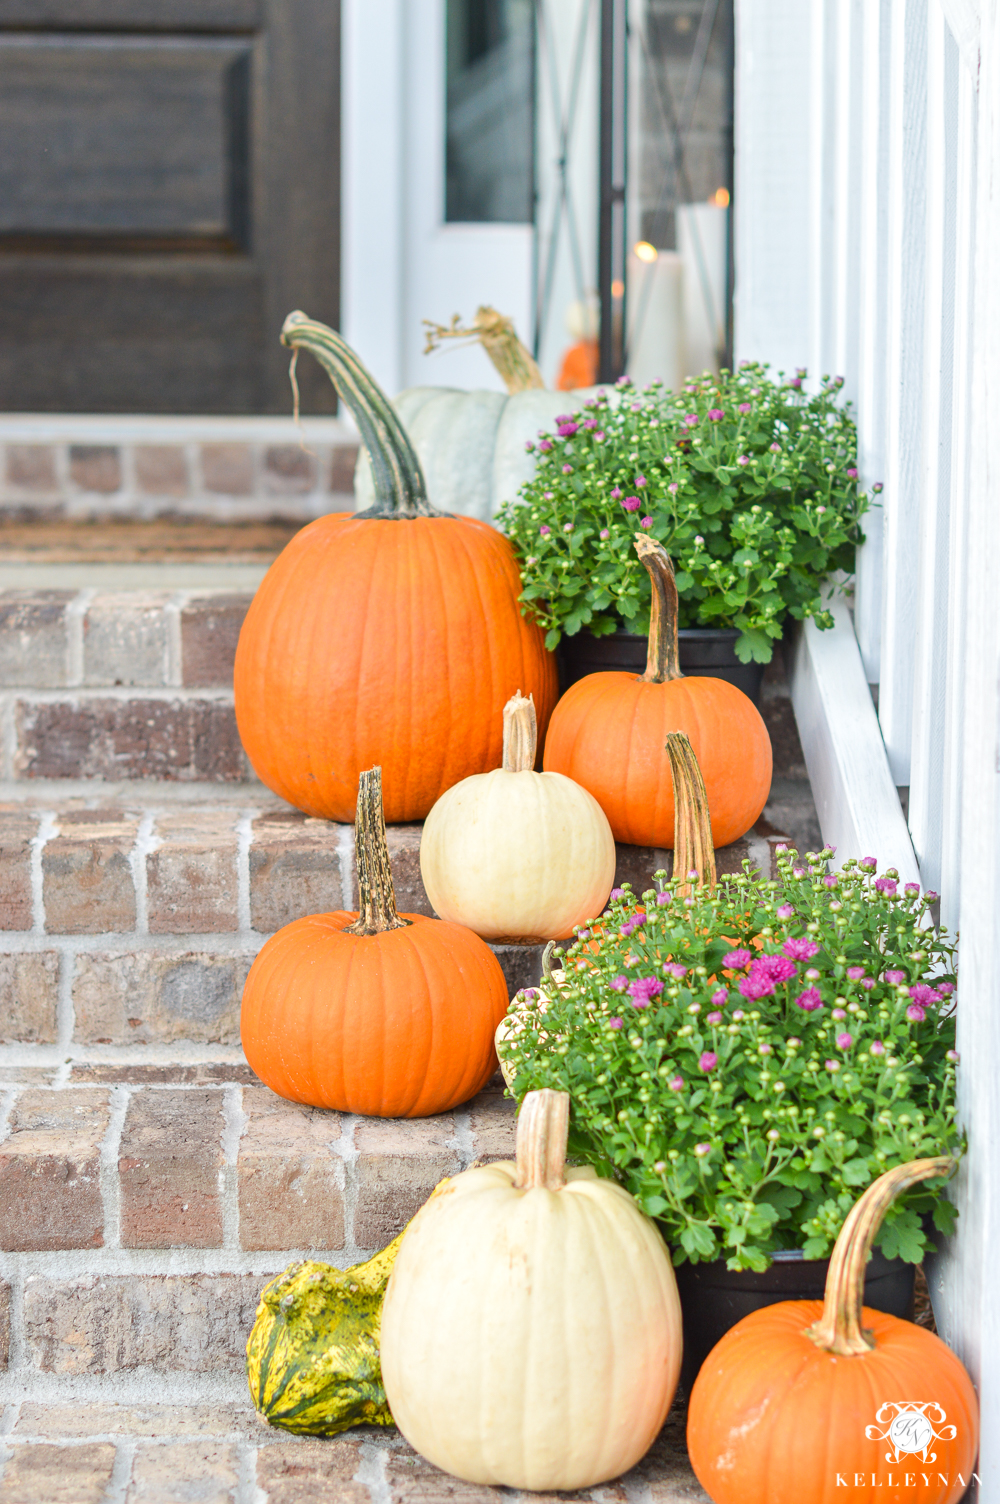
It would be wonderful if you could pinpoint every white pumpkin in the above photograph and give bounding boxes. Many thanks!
[353,385,604,522]
[419,692,616,941]
[380,1088,682,1491]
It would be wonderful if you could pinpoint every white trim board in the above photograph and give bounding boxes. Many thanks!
[789,599,920,885]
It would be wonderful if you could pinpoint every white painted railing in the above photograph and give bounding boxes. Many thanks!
[736,0,1000,1486]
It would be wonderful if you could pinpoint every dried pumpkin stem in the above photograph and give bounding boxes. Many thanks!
[423,307,545,394]
[515,1089,569,1191]
[344,767,410,936]
[666,732,716,890]
[502,692,537,772]
[806,1156,955,1356]
[635,535,684,684]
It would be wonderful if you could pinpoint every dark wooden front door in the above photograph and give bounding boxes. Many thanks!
[0,0,339,413]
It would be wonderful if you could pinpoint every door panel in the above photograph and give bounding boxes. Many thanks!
[0,1,338,413]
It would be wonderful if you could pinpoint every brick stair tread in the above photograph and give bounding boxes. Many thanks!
[0,518,301,564]
[0,1398,707,1503]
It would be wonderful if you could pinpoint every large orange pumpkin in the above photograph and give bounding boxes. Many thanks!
[687,1158,979,1504]
[234,313,557,824]
[543,535,771,846]
[241,767,510,1117]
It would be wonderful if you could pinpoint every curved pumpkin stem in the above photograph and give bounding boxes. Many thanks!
[515,1088,570,1190]
[344,767,411,936]
[666,732,716,890]
[635,535,683,684]
[423,307,545,394]
[281,311,442,520]
[502,691,537,772]
[806,1156,956,1355]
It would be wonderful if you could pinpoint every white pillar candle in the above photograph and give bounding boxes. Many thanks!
[624,248,684,391]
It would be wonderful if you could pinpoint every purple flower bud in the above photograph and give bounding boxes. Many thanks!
[684,414,699,428]
[846,966,866,981]
[622,495,641,512]
[946,1049,960,1062]
[776,904,795,920]
[860,977,876,991]
[610,975,628,993]
[663,963,687,979]
[706,1011,723,1025]
[795,987,823,1012]
[707,408,724,421]
[610,486,622,500]
[787,1037,801,1048]
[563,522,574,532]
[668,1075,685,1091]
[906,1003,926,1022]
[805,968,821,981]
[711,988,728,1006]
[737,455,750,466]
[635,474,647,487]
[599,528,610,540]
[769,442,781,453]
[610,887,625,900]
[870,1040,885,1056]
[872,481,884,492]
[825,1058,841,1072]
[694,1143,711,1157]
[539,524,551,537]
[875,877,898,896]
[860,856,878,870]
[724,949,753,970]
[656,891,672,906]
[885,970,906,985]
[667,482,680,495]
[925,891,940,903]
[832,1008,847,1020]
[737,402,751,414]
[640,516,653,529]
[823,875,839,889]
[524,440,535,452]
[759,1042,772,1055]
[732,1010,745,1021]
[937,982,955,996]
[608,1016,624,1030]
[904,882,920,896]
[847,467,859,479]
[556,421,579,437]
[792,867,806,879]
[538,439,553,452]
[595,431,605,441]
[562,463,573,475]
[698,1052,718,1073]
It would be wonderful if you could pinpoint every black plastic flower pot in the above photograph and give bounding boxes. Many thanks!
[673,1246,916,1395]
[557,628,769,706]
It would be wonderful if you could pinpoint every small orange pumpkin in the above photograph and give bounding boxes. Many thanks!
[542,535,772,847]
[241,767,509,1118]
[687,1157,978,1504]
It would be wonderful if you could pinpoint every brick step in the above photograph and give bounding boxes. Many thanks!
[0,415,359,524]
[0,1400,706,1503]
[0,791,775,1048]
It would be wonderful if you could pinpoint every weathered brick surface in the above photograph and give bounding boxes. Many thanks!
[256,1438,368,1504]
[72,950,250,1045]
[201,443,254,495]
[264,444,315,494]
[0,1278,9,1369]
[632,1405,711,1502]
[761,684,808,780]
[0,590,71,688]
[69,444,121,493]
[490,942,544,999]
[82,592,170,687]
[467,1075,516,1163]
[134,444,188,496]
[13,1402,254,1437]
[0,1442,117,1503]
[354,1114,460,1248]
[0,1089,109,1251]
[146,810,239,933]
[119,1089,224,1249]
[23,1272,262,1374]
[70,1062,259,1086]
[239,1087,344,1251]
[250,811,343,932]
[385,825,434,916]
[385,1448,510,1503]
[180,593,252,688]
[42,810,138,933]
[0,810,37,930]
[14,697,246,781]
[5,443,58,491]
[0,952,60,1042]
[330,443,360,494]
[127,1440,241,1503]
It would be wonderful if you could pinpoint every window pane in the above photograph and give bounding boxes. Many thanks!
[446,0,534,223]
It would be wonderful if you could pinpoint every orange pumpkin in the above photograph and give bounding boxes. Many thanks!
[687,1158,979,1504]
[234,313,557,824]
[241,766,510,1117]
[543,535,771,847]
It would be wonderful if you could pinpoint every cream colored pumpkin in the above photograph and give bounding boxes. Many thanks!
[380,1089,682,1491]
[419,693,616,942]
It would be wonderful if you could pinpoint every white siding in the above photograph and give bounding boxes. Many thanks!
[737,0,1000,1473]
